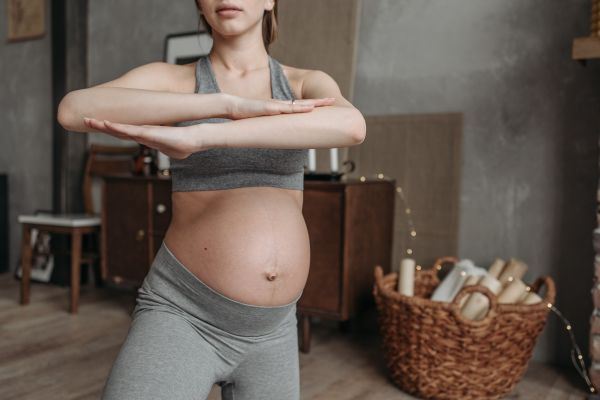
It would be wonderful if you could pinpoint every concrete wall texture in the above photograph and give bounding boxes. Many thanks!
[1,0,598,367]
[355,0,600,365]
[0,0,53,275]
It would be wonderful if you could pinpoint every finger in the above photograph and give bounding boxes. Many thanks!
[110,122,169,148]
[84,118,146,146]
[103,120,148,138]
[85,118,128,138]
[314,97,337,106]
[301,98,336,107]
[84,117,105,131]
[84,117,121,134]
[102,120,177,151]
[272,98,335,110]
[262,101,311,115]
[285,103,314,114]
[86,118,145,139]
[271,98,333,105]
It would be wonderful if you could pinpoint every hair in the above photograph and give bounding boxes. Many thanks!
[195,1,279,53]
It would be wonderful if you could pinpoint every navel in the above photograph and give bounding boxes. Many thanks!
[266,271,278,281]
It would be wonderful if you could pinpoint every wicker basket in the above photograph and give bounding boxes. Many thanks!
[372,256,556,400]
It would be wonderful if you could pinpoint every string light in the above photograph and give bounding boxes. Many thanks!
[359,173,597,394]
[549,305,597,393]
[362,172,418,258]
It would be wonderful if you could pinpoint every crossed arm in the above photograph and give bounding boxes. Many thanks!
[58,62,366,159]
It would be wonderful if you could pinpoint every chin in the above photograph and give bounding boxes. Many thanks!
[213,25,247,37]
[213,22,255,37]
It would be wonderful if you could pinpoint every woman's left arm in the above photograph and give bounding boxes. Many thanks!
[199,69,366,150]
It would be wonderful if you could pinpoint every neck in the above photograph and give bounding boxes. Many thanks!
[208,25,269,75]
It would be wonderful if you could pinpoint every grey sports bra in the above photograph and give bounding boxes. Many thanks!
[170,54,307,192]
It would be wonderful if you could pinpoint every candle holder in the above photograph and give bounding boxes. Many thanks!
[304,160,355,181]
[303,171,344,181]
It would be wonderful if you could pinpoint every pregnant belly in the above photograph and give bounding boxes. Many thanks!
[163,187,311,307]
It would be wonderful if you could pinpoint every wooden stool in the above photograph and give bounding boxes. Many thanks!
[18,214,101,313]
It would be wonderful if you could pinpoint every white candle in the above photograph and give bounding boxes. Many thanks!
[398,258,415,296]
[521,291,542,305]
[497,258,527,284]
[330,148,338,172]
[497,278,528,304]
[460,275,502,320]
[308,149,316,171]
[157,151,170,171]
[487,258,506,279]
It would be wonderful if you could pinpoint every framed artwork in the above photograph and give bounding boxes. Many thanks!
[14,228,54,283]
[7,0,46,42]
[163,30,213,65]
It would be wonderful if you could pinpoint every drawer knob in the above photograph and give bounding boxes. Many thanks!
[136,229,146,241]
[156,204,167,214]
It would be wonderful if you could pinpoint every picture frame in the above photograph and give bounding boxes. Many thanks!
[14,228,54,283]
[7,0,46,42]
[163,29,213,65]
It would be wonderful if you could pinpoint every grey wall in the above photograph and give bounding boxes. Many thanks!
[355,0,600,366]
[87,0,199,145]
[0,0,53,273]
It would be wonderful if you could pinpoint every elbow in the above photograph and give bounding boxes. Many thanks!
[348,110,366,145]
[57,92,73,130]
[57,91,82,132]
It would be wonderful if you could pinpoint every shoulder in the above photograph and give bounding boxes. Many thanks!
[91,61,196,93]
[278,62,341,101]
[281,62,343,101]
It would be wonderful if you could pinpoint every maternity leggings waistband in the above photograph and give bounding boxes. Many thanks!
[101,242,303,400]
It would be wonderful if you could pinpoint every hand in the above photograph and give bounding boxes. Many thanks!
[83,117,201,160]
[228,95,336,120]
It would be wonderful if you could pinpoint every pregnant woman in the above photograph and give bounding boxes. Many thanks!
[57,0,365,398]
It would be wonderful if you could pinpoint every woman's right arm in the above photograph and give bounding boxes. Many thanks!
[57,61,233,133]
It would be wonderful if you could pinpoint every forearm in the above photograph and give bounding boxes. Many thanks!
[57,87,231,133]
[197,105,366,150]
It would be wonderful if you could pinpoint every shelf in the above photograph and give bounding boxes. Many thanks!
[572,36,600,60]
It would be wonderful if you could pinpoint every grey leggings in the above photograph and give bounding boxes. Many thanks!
[101,242,302,400]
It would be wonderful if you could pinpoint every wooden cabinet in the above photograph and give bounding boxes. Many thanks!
[101,175,395,351]
[298,180,395,351]
[101,175,171,288]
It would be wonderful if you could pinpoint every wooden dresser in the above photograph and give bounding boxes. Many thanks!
[102,175,395,352]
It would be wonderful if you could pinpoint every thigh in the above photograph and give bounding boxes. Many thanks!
[222,322,300,400]
[101,310,222,400]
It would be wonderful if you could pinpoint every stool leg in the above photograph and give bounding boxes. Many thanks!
[299,313,312,353]
[94,230,104,288]
[70,230,82,314]
[20,225,32,305]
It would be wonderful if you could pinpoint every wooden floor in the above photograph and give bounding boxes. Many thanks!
[0,272,588,400]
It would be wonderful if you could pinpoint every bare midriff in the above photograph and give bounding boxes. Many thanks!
[163,186,311,307]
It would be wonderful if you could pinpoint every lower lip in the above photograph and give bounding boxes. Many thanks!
[217,9,242,17]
